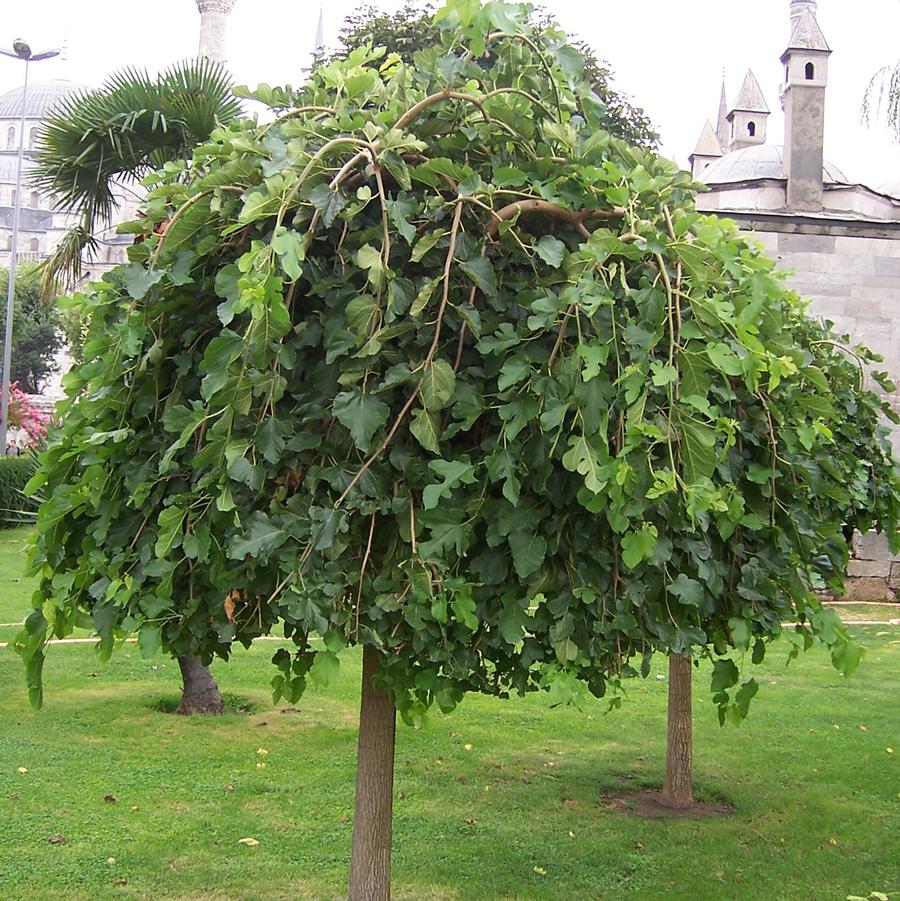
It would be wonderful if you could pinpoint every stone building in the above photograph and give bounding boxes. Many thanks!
[689,0,900,592]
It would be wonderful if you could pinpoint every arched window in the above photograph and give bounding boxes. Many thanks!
[10,189,17,208]
[805,62,815,80]
[5,235,12,251]
[29,127,39,148]
[6,126,15,149]
[29,238,39,252]
[30,192,39,209]
[747,121,756,137]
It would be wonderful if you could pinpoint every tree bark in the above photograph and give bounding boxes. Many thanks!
[661,652,693,808]
[348,645,396,901]
[175,655,224,715]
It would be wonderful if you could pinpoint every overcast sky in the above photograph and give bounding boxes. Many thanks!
[1,1,897,187]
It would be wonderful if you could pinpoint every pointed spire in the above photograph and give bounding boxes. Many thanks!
[693,120,723,157]
[315,5,325,56]
[731,70,769,113]
[787,8,830,51]
[716,76,729,151]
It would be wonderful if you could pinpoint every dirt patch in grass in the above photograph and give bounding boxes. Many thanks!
[601,785,733,820]
[148,693,260,715]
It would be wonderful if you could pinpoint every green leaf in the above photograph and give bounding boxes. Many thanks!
[508,529,547,579]
[409,408,441,454]
[668,574,704,607]
[450,588,478,631]
[459,256,497,297]
[620,523,658,570]
[309,650,341,688]
[272,227,305,280]
[679,418,717,484]
[123,265,164,300]
[357,243,388,291]
[561,434,605,493]
[138,623,162,659]
[497,356,530,391]
[346,294,379,337]
[422,459,477,510]
[256,417,287,465]
[420,359,456,411]
[499,598,532,645]
[411,229,447,263]
[228,512,288,560]
[332,390,391,452]
[706,342,743,377]
[308,183,348,228]
[155,506,186,557]
[410,277,438,317]
[534,235,566,268]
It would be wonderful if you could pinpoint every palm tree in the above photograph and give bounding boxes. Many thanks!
[32,58,242,713]
[33,58,242,295]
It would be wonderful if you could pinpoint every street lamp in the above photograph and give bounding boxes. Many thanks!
[0,40,60,454]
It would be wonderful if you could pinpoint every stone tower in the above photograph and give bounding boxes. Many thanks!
[781,0,831,210]
[726,70,770,152]
[196,0,235,63]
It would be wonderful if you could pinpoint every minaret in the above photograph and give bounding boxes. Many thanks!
[715,77,729,152]
[315,5,325,56]
[196,0,235,62]
[781,1,831,211]
[726,70,770,152]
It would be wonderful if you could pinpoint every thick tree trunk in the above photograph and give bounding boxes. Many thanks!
[175,655,224,715]
[661,652,693,808]
[348,645,396,901]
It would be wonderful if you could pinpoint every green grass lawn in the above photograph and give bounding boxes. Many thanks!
[1,528,898,900]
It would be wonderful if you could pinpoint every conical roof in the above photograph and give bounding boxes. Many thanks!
[730,70,769,114]
[787,9,830,51]
[715,79,729,149]
[691,120,723,158]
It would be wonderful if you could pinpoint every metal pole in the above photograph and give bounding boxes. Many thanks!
[0,58,29,455]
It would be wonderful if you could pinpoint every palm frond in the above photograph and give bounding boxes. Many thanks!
[30,59,242,231]
[39,221,99,299]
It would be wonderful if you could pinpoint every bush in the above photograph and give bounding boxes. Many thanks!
[0,456,36,527]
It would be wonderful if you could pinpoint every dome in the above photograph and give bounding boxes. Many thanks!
[878,179,900,199]
[700,144,847,185]
[0,80,85,120]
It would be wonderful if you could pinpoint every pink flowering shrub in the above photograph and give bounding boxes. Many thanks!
[5,382,52,447]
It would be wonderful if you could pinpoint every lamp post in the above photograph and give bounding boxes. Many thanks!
[0,40,60,455]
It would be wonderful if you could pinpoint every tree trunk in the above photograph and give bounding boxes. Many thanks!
[348,645,396,901]
[175,655,224,715]
[661,652,693,808]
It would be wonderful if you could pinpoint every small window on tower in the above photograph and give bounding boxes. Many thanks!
[805,62,815,80]
[30,192,39,209]
[29,238,39,252]
[747,121,756,137]
[6,127,14,149]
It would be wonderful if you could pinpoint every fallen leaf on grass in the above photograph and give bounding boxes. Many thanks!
[533,866,547,876]
[17,768,27,775]
[238,838,259,847]
[48,835,67,845]
[114,879,128,887]
[107,858,116,865]
[104,794,117,803]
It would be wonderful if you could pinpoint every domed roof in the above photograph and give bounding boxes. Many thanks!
[0,80,85,120]
[700,144,847,185]
[878,179,900,199]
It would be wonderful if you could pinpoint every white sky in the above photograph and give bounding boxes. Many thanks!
[1,0,897,187]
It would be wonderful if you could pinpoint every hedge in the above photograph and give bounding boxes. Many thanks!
[0,456,36,527]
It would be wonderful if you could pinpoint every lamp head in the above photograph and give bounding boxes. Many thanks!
[12,39,32,60]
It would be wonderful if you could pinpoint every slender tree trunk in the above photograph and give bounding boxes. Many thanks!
[175,655,224,715]
[348,645,396,901]
[661,652,693,808]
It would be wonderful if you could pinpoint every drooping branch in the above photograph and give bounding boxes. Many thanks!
[484,198,625,240]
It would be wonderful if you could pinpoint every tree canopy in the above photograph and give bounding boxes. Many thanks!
[0,264,62,394]
[19,0,900,725]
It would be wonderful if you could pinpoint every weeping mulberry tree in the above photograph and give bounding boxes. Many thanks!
[18,0,900,896]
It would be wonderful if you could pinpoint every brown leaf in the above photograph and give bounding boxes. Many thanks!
[104,794,118,803]
[114,879,128,887]
[48,835,67,845]
[224,590,238,624]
